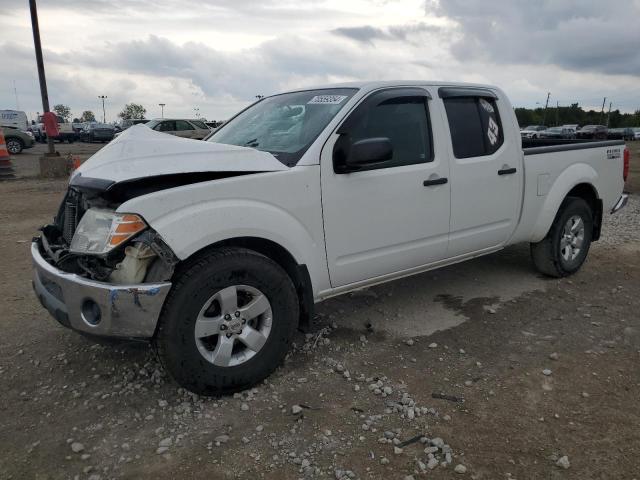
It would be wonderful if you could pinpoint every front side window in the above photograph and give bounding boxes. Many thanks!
[443,96,504,159]
[335,90,432,172]
[208,88,358,166]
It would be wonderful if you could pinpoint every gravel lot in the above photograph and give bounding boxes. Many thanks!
[1,143,639,479]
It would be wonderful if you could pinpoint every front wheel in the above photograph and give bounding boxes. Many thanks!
[154,247,299,395]
[6,138,23,154]
[531,196,593,277]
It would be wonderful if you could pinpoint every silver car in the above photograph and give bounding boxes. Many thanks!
[145,119,210,140]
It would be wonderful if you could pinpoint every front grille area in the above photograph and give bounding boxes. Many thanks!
[60,189,84,245]
[63,200,78,244]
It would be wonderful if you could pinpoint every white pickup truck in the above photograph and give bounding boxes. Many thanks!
[32,81,629,395]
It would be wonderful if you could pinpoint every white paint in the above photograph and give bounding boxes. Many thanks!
[74,124,288,183]
[78,81,625,304]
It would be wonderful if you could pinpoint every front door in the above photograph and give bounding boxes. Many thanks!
[321,87,451,288]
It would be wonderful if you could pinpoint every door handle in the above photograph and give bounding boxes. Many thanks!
[498,167,517,175]
[423,177,448,187]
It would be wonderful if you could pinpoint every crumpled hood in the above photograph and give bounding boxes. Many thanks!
[74,124,288,183]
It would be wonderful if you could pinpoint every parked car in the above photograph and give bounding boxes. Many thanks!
[119,118,149,130]
[32,81,628,395]
[79,123,116,143]
[35,114,77,143]
[520,125,547,139]
[607,127,635,141]
[2,126,35,154]
[576,125,608,140]
[145,118,211,140]
[1,110,29,131]
[539,126,576,139]
[72,122,87,134]
[634,128,640,140]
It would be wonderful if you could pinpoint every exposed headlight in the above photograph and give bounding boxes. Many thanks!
[70,209,147,255]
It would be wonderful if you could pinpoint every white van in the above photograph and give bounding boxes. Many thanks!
[0,110,29,131]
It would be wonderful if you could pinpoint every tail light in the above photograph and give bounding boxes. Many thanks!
[623,146,630,182]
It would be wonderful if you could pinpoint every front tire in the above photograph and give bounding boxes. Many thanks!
[154,247,299,395]
[6,138,23,154]
[531,196,593,277]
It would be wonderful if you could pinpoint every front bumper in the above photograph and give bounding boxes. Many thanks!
[31,242,172,339]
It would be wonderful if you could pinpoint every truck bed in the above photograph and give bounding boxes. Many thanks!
[522,138,625,153]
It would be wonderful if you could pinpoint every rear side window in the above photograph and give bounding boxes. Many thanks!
[190,120,208,129]
[443,97,504,158]
[175,120,194,131]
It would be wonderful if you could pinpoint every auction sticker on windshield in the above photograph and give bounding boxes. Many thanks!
[307,95,348,105]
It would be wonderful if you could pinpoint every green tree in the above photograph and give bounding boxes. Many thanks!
[53,104,71,121]
[80,110,96,122]
[118,103,146,120]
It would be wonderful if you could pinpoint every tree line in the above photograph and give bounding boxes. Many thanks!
[52,103,148,123]
[515,103,640,128]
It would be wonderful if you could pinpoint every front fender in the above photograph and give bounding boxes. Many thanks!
[530,162,599,242]
[148,199,317,266]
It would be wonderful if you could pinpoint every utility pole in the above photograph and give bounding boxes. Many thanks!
[29,0,55,155]
[98,95,107,123]
[13,80,19,110]
[159,103,165,118]
[600,97,606,124]
[555,101,559,126]
[542,92,551,126]
[606,102,612,127]
[193,107,200,118]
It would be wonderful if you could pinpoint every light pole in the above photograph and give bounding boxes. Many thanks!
[98,95,107,123]
[193,107,200,118]
[159,103,165,118]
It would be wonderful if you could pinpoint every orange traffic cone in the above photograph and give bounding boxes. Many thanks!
[0,128,16,180]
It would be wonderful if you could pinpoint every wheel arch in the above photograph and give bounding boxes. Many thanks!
[176,236,314,332]
[565,183,602,240]
[530,163,601,242]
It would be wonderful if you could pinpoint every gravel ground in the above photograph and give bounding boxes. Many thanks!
[1,149,639,480]
[600,194,640,245]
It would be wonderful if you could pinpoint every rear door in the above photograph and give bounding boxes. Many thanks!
[440,88,523,256]
[321,87,451,287]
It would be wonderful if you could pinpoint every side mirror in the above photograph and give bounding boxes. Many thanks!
[344,137,393,171]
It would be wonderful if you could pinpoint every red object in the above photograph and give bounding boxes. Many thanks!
[623,146,630,182]
[42,111,60,137]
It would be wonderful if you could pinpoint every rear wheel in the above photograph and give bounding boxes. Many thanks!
[154,247,299,395]
[531,196,593,277]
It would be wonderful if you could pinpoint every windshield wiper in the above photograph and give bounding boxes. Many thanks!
[244,138,259,147]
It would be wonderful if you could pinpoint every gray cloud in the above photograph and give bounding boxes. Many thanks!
[430,0,640,76]
[332,22,441,45]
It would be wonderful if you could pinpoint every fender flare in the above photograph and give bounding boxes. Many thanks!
[530,163,600,242]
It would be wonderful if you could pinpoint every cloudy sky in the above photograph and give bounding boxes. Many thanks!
[1,0,639,123]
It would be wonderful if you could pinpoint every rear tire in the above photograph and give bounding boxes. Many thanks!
[531,196,593,277]
[154,247,299,395]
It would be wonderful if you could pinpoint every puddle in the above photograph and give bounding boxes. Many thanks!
[317,244,548,338]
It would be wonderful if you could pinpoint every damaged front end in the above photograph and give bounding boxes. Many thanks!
[32,179,178,339]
